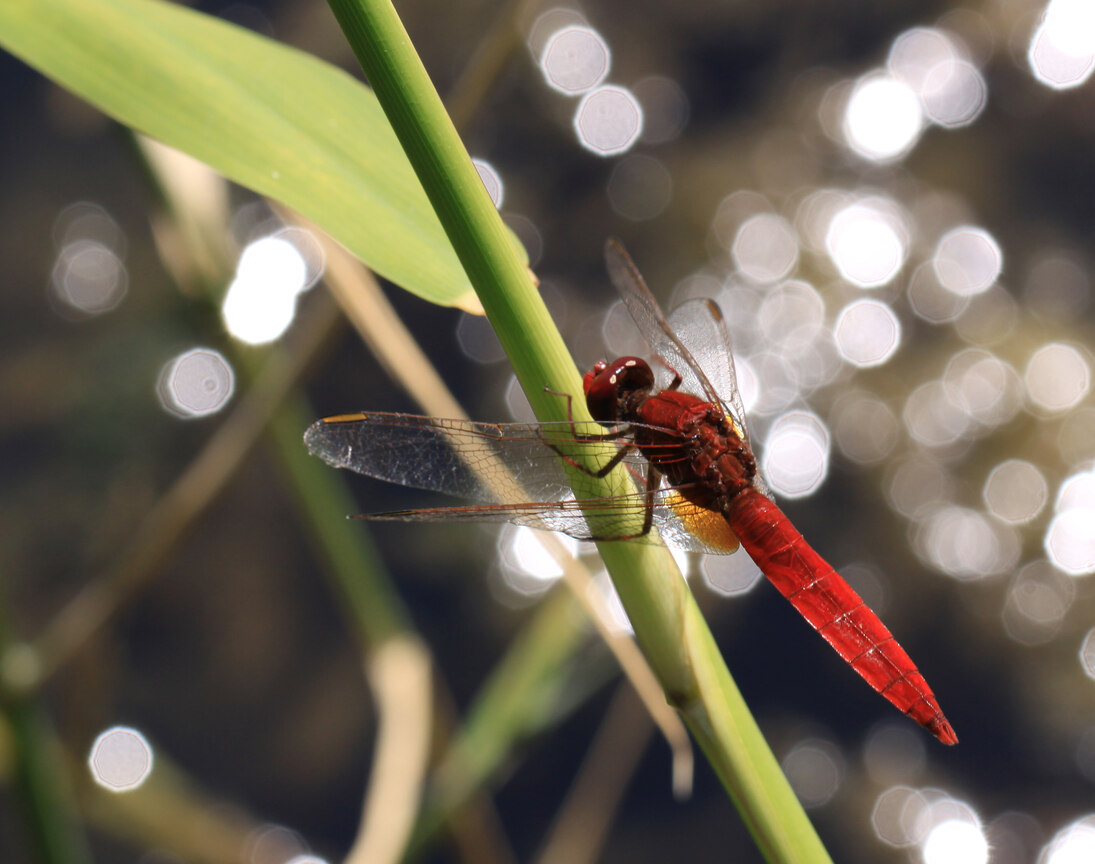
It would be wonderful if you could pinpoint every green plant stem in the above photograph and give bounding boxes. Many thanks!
[325,1,832,861]
[266,389,410,645]
[0,596,91,864]
[407,586,587,855]
[327,0,580,419]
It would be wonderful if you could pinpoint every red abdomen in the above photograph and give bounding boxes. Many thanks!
[727,488,957,745]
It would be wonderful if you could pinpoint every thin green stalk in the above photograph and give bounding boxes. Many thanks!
[326,0,579,421]
[0,594,91,864]
[325,1,832,861]
[407,586,587,856]
[266,389,410,645]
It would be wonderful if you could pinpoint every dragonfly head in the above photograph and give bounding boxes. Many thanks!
[583,356,655,424]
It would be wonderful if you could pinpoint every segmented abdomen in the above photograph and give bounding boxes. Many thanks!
[727,487,957,745]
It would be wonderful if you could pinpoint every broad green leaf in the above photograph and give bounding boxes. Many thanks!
[0,0,478,309]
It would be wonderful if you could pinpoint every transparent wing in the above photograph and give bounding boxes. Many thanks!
[666,300,754,449]
[604,239,757,460]
[304,412,739,554]
[305,412,585,503]
[604,239,721,401]
[358,489,739,554]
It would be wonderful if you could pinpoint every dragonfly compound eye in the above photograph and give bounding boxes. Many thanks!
[584,356,655,423]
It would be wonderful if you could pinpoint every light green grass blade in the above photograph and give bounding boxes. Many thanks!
[0,0,477,309]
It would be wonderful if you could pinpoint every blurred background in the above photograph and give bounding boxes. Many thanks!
[3,0,1095,862]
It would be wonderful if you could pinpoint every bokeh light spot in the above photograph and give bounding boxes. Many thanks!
[942,349,1023,431]
[223,234,317,345]
[1028,1,1095,90]
[504,374,536,423]
[1081,630,1095,680]
[633,75,690,144]
[903,381,970,448]
[588,569,633,635]
[1024,343,1090,412]
[762,412,830,498]
[700,550,763,597]
[933,226,1002,296]
[834,299,901,367]
[496,524,577,597]
[795,188,847,255]
[527,8,588,56]
[831,391,899,465]
[826,201,907,288]
[1041,816,1095,863]
[540,26,610,94]
[842,562,887,612]
[1050,472,1095,576]
[1045,508,1095,575]
[843,74,923,161]
[53,200,127,252]
[503,215,544,271]
[88,726,153,792]
[1002,561,1076,645]
[923,818,989,864]
[746,352,803,417]
[887,456,954,520]
[1055,469,1095,512]
[472,158,504,208]
[889,27,989,128]
[456,311,506,364]
[983,460,1047,524]
[756,280,824,356]
[888,27,960,93]
[782,739,844,808]
[908,262,970,324]
[51,240,128,316]
[731,354,760,415]
[731,213,799,284]
[921,59,987,128]
[912,796,986,862]
[574,86,643,155]
[916,505,1018,580]
[954,284,1019,346]
[1041,0,1095,59]
[246,824,309,864]
[872,785,927,847]
[157,348,235,419]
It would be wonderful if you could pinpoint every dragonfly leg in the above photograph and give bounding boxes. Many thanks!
[541,433,636,478]
[664,365,684,391]
[583,460,660,541]
[543,386,627,437]
[636,460,658,537]
[543,386,615,432]
[542,384,579,419]
[540,385,644,478]
[543,384,630,439]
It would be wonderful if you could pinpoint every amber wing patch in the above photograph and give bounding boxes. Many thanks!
[662,490,741,552]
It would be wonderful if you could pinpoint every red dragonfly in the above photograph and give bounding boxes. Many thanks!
[305,240,957,745]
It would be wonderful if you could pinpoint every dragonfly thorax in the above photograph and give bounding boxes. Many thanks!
[583,356,656,425]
